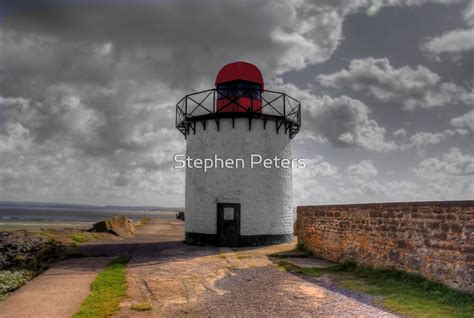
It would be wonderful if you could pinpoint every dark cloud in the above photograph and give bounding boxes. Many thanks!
[0,0,472,205]
[0,0,340,91]
[275,82,397,152]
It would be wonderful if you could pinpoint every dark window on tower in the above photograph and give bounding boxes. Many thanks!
[218,84,229,99]
[217,81,261,100]
[251,84,261,99]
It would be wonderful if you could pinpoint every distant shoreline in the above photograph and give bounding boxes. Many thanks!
[0,208,179,232]
[0,221,93,232]
[0,200,183,212]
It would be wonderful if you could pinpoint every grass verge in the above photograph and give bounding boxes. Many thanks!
[39,229,103,245]
[277,261,474,318]
[131,302,152,311]
[73,256,131,318]
[135,216,151,227]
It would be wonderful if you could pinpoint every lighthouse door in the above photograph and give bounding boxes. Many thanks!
[217,203,241,247]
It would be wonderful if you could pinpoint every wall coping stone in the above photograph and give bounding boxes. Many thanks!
[297,200,474,210]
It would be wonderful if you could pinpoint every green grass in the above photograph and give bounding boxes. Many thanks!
[71,233,89,243]
[276,260,343,277]
[73,256,131,318]
[130,302,152,311]
[277,261,474,318]
[135,217,151,227]
[38,229,102,245]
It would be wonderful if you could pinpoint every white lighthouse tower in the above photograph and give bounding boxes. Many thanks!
[176,61,301,246]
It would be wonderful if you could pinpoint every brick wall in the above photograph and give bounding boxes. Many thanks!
[297,201,474,292]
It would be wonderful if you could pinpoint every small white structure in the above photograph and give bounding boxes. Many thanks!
[176,61,301,246]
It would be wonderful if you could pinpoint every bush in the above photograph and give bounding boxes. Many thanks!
[0,269,34,299]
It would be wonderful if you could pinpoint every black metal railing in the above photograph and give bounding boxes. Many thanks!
[176,88,301,138]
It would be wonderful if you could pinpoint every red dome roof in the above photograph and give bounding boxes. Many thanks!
[215,61,264,88]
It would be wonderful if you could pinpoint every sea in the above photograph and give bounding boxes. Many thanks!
[0,208,178,231]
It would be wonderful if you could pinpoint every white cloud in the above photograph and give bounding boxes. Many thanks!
[292,156,340,205]
[0,84,186,206]
[0,121,32,154]
[316,57,472,110]
[421,28,474,55]
[420,0,474,56]
[339,178,386,197]
[415,147,474,178]
[384,180,421,199]
[393,128,408,137]
[451,109,474,132]
[407,130,456,150]
[0,0,468,205]
[294,156,339,178]
[293,147,474,205]
[346,160,378,178]
[412,148,474,199]
[465,0,474,26]
[314,96,398,151]
[1,0,364,205]
[276,82,397,152]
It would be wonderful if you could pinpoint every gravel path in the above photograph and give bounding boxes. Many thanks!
[186,266,397,318]
[113,220,399,317]
[0,220,400,317]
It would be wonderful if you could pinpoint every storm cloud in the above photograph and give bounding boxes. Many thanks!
[0,0,472,205]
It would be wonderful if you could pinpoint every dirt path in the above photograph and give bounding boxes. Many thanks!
[113,220,398,318]
[0,257,110,318]
[0,220,399,317]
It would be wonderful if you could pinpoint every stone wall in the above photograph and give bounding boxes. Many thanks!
[297,201,473,292]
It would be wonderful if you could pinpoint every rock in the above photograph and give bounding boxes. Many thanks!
[176,211,185,221]
[0,231,49,270]
[90,216,136,238]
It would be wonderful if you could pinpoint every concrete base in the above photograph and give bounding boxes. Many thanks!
[185,232,293,247]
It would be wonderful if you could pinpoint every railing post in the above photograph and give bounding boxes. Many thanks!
[298,104,301,125]
[251,87,253,112]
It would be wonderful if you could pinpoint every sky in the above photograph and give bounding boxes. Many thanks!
[0,0,473,207]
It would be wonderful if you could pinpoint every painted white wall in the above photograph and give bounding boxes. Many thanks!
[185,118,293,236]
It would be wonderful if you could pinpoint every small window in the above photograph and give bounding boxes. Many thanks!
[228,82,239,97]
[251,84,261,99]
[224,208,234,220]
[217,81,262,100]
[218,84,228,100]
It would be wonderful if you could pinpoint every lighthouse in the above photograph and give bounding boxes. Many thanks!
[176,61,301,246]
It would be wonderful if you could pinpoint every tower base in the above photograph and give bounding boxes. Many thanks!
[184,232,293,247]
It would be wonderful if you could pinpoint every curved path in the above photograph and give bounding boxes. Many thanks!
[110,220,397,317]
[0,257,110,318]
[0,220,399,317]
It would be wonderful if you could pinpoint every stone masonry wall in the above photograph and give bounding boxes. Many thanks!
[297,201,473,292]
